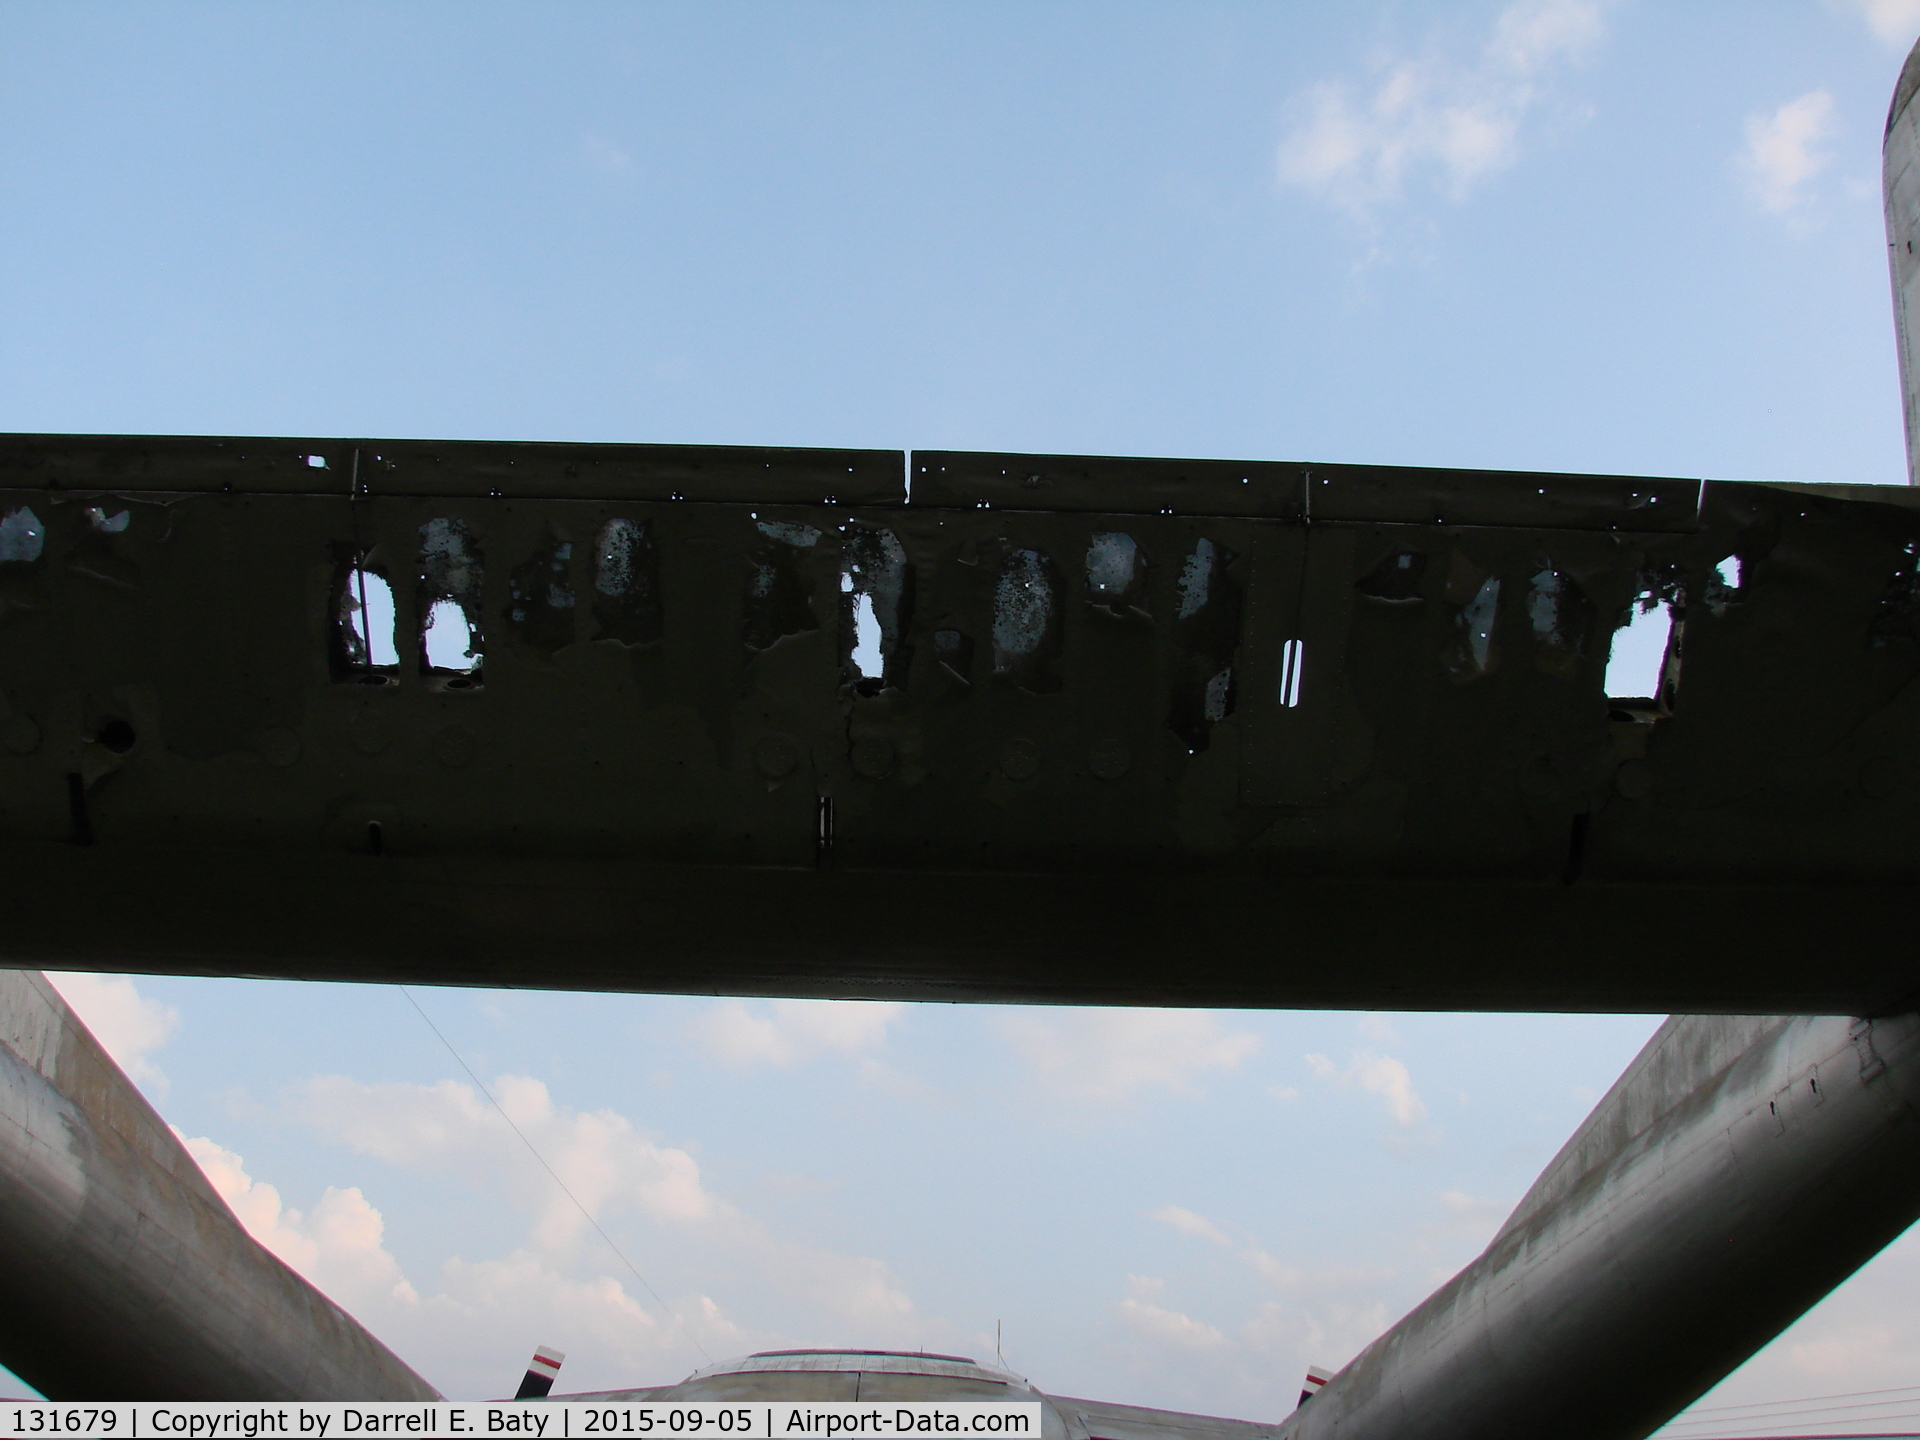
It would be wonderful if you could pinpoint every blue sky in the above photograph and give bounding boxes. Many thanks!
[5,0,1920,1427]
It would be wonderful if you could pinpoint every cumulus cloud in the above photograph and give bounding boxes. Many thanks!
[1740,91,1836,217]
[1243,1298,1393,1376]
[1278,0,1608,214]
[998,1009,1260,1103]
[1844,0,1920,48]
[46,972,179,1094]
[298,1073,712,1248]
[1149,1205,1232,1247]
[183,1132,745,1397]
[1306,1051,1429,1127]
[287,1073,915,1362]
[182,1134,419,1308]
[691,999,902,1069]
[1114,1276,1226,1350]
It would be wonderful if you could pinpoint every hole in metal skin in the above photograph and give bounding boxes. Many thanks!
[1460,577,1500,676]
[1606,591,1677,709]
[96,720,136,755]
[419,518,484,681]
[1526,567,1595,678]
[69,508,140,591]
[507,536,576,656]
[851,593,882,679]
[841,523,913,694]
[591,517,663,647]
[1169,539,1241,752]
[0,507,45,564]
[1356,549,1427,603]
[335,566,400,676]
[1527,569,1564,640]
[1177,538,1217,620]
[366,820,385,856]
[1086,532,1148,616]
[1872,539,1919,645]
[992,549,1062,693]
[744,519,822,652]
[84,507,131,533]
[422,599,478,671]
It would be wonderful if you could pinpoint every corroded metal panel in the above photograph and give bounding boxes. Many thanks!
[0,435,1914,1011]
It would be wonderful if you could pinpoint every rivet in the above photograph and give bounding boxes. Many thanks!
[0,714,40,756]
[350,711,392,756]
[431,725,477,768]
[754,733,801,779]
[999,739,1040,781]
[851,736,897,780]
[1089,738,1129,781]
[256,727,301,768]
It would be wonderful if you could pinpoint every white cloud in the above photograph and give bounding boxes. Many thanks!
[182,1134,419,1308]
[1243,1298,1393,1375]
[170,1067,944,1397]
[692,999,903,1069]
[291,1073,916,1341]
[998,1009,1260,1103]
[1843,0,1920,48]
[1306,1050,1429,1127]
[298,1073,712,1247]
[1355,1015,1400,1046]
[1278,0,1608,214]
[1149,1205,1232,1247]
[1115,1276,1226,1350]
[45,971,179,1094]
[1740,91,1836,216]
[183,1131,744,1398]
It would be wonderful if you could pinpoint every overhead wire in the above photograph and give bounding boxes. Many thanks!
[398,986,711,1363]
[1651,1382,1920,1439]
[1676,1385,1920,1416]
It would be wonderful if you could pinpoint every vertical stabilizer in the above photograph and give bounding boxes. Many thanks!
[515,1347,566,1400]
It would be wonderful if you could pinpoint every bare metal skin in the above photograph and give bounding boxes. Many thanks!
[0,969,439,1400]
[1887,35,1920,485]
[1280,1013,1920,1440]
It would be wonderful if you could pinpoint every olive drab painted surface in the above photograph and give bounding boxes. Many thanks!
[0,435,1917,1013]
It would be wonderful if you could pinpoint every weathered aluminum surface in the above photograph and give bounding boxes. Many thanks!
[0,968,439,1400]
[1888,34,1920,485]
[1279,1010,1920,1440]
[554,1350,1280,1440]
